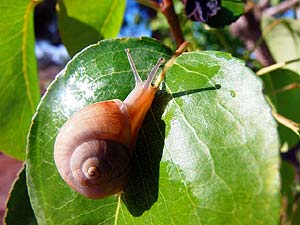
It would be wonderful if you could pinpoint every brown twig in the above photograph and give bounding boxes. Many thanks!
[137,0,160,11]
[245,19,281,60]
[137,0,185,46]
[272,112,300,137]
[159,0,185,46]
[264,0,300,16]
[230,10,275,66]
[258,0,270,10]
[256,57,300,75]
[268,83,300,95]
[154,41,190,87]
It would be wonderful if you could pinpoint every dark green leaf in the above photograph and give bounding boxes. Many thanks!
[27,37,172,224]
[207,0,244,28]
[0,0,40,160]
[280,160,296,222]
[291,200,300,225]
[4,167,37,225]
[27,38,280,224]
[261,69,300,149]
[57,0,126,56]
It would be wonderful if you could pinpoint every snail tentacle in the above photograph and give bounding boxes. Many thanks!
[54,48,165,199]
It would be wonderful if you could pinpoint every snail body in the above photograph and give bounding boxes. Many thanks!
[54,49,165,199]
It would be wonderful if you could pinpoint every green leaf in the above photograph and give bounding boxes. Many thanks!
[27,37,172,224]
[158,51,280,224]
[280,160,296,223]
[5,167,37,225]
[261,69,300,149]
[208,0,244,28]
[291,200,300,225]
[262,16,300,74]
[57,0,126,56]
[0,0,40,160]
[27,37,280,224]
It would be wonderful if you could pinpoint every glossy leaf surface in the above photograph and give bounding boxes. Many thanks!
[57,0,126,56]
[0,0,40,160]
[27,37,280,224]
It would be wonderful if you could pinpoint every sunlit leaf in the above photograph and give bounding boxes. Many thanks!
[27,37,280,224]
[0,0,40,160]
[262,16,300,74]
[57,0,126,56]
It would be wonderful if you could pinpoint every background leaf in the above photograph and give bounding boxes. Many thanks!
[262,16,300,74]
[57,0,126,56]
[4,167,37,225]
[27,38,280,224]
[27,37,172,224]
[0,0,40,160]
[279,160,297,224]
[261,69,300,149]
[207,0,244,28]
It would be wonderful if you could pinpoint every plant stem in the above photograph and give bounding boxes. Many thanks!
[160,0,185,46]
[272,112,300,137]
[154,41,190,87]
[268,83,300,95]
[245,19,281,61]
[137,0,185,46]
[264,0,300,16]
[137,0,160,11]
[230,6,275,66]
[256,57,300,75]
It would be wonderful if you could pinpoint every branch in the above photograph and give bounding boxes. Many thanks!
[272,112,300,137]
[256,57,300,75]
[264,0,300,16]
[258,0,270,10]
[159,0,185,46]
[230,10,275,66]
[154,41,190,87]
[137,0,185,46]
[137,0,160,11]
[268,83,300,95]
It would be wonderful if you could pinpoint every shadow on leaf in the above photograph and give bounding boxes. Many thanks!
[172,84,221,98]
[122,84,221,216]
[122,91,171,217]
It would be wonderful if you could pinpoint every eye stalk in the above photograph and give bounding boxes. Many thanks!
[54,48,165,199]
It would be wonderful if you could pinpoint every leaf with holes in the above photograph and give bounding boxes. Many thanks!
[0,0,40,160]
[27,37,280,224]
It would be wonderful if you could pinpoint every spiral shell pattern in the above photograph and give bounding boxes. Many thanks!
[54,100,132,199]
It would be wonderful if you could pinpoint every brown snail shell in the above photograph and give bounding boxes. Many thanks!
[54,49,165,199]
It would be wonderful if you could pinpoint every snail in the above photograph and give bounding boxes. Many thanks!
[54,49,165,199]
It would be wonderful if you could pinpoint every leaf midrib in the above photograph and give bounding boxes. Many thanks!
[22,0,37,113]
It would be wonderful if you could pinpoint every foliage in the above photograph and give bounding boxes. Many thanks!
[1,0,299,224]
[0,0,40,160]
